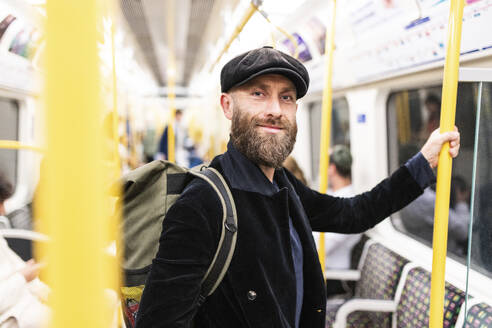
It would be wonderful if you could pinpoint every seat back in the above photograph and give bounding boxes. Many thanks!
[343,243,409,328]
[463,302,492,327]
[350,234,370,270]
[395,267,465,328]
[355,242,409,300]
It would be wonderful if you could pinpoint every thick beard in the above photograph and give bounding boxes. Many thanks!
[230,107,297,169]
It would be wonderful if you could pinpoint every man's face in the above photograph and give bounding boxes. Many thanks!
[226,74,298,168]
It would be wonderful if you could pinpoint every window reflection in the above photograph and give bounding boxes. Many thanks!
[470,82,492,276]
[387,83,478,264]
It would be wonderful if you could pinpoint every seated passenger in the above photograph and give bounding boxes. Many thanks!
[0,172,50,328]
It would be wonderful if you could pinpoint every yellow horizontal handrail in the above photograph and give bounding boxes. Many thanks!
[209,1,259,72]
[257,10,299,59]
[0,140,43,153]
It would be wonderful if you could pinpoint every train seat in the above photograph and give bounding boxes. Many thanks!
[395,266,465,327]
[326,242,409,328]
[327,262,466,328]
[455,298,492,327]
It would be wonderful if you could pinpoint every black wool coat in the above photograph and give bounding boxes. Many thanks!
[135,144,424,328]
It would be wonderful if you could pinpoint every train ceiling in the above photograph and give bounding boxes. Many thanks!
[119,0,219,89]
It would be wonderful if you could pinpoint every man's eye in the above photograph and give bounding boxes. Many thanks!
[253,91,263,96]
[282,95,293,101]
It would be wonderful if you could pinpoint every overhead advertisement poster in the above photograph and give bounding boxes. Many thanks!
[9,27,42,60]
[282,33,313,62]
[341,0,492,83]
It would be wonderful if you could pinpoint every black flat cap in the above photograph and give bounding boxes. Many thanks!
[220,46,310,99]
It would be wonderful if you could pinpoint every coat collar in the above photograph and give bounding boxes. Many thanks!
[217,141,289,197]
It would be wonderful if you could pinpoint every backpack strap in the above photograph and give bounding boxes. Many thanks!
[189,167,238,305]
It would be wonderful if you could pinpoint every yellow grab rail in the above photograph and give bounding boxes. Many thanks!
[167,74,176,163]
[109,0,123,301]
[317,0,337,275]
[166,0,176,163]
[41,1,112,327]
[209,1,259,72]
[429,0,464,327]
[0,140,43,153]
[256,9,299,59]
[111,21,120,174]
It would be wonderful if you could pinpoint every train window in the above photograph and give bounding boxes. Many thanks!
[469,82,492,277]
[387,83,480,266]
[0,98,19,189]
[308,97,350,185]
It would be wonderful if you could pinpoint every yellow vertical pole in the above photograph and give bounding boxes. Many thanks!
[317,0,337,275]
[42,0,110,327]
[166,0,176,163]
[167,69,176,163]
[429,0,464,327]
[109,0,123,297]
[111,22,120,174]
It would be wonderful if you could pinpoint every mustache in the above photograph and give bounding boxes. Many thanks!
[252,116,289,129]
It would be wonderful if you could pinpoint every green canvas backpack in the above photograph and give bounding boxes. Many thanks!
[116,160,238,327]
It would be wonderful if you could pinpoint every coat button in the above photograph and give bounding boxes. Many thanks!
[247,290,257,301]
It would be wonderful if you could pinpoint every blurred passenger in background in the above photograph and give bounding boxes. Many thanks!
[422,94,441,139]
[283,156,307,185]
[142,127,158,163]
[156,109,193,167]
[0,171,50,328]
[400,175,470,255]
[187,145,204,167]
[314,145,360,296]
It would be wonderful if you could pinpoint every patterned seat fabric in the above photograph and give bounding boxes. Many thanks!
[354,243,408,299]
[325,307,392,328]
[326,243,408,328]
[396,267,465,328]
[464,302,492,327]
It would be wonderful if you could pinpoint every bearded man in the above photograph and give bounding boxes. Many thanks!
[136,46,460,328]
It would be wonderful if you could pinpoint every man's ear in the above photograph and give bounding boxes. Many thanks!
[220,93,234,120]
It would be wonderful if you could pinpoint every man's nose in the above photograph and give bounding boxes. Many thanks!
[265,98,282,116]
